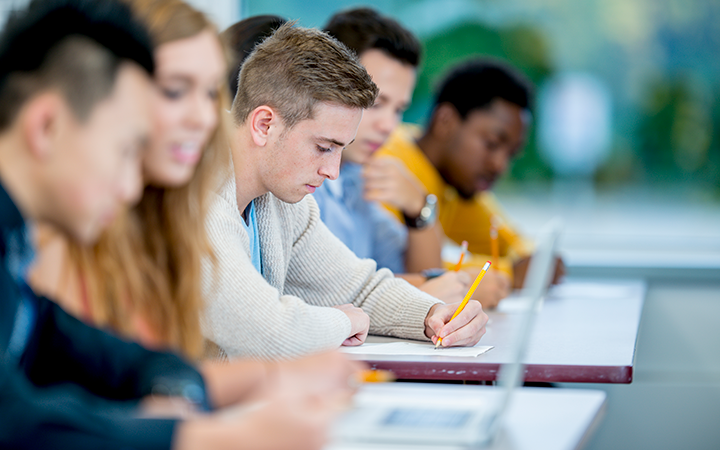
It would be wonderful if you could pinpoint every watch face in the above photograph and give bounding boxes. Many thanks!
[405,194,438,229]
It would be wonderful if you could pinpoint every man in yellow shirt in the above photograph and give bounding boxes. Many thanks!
[375,58,564,287]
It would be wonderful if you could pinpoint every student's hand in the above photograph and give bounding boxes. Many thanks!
[423,301,488,347]
[174,392,346,450]
[419,271,471,303]
[362,156,426,217]
[461,266,511,309]
[271,351,367,401]
[333,304,369,346]
[512,255,565,289]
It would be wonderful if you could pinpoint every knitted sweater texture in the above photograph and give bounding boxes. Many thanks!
[202,175,442,360]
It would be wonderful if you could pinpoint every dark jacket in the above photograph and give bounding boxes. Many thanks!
[0,181,207,450]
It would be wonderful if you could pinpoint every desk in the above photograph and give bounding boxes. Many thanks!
[348,279,646,383]
[327,383,607,450]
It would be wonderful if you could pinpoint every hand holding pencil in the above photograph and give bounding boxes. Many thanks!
[423,261,491,348]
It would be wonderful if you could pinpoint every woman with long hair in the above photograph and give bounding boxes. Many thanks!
[29,0,361,429]
[32,0,228,360]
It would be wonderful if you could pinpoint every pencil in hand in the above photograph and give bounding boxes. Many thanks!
[490,217,500,268]
[435,261,492,349]
[454,240,468,272]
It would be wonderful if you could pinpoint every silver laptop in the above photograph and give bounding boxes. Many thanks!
[332,219,563,448]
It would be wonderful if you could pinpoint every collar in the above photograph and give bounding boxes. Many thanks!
[0,180,27,257]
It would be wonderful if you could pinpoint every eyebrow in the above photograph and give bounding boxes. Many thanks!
[317,136,355,148]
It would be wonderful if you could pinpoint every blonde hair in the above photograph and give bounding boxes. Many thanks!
[232,23,378,128]
[68,0,230,360]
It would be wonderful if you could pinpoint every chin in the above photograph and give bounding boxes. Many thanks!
[272,191,306,204]
[68,224,101,245]
[457,188,477,200]
[152,172,194,189]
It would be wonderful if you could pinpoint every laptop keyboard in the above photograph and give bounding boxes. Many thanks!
[383,408,472,429]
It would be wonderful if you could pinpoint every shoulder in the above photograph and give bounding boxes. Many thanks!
[377,123,423,158]
[206,176,243,237]
[253,193,317,243]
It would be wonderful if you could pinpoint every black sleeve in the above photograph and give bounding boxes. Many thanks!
[0,360,177,450]
[21,297,208,405]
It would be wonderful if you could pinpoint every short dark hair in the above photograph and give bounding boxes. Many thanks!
[434,58,533,120]
[222,15,287,99]
[0,0,154,131]
[325,7,421,68]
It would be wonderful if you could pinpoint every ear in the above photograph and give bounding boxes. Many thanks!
[247,105,278,147]
[430,102,460,140]
[21,93,65,161]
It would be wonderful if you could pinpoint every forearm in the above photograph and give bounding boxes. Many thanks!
[200,360,272,409]
[404,223,443,273]
[395,273,425,287]
[203,280,352,359]
[1,365,177,450]
[173,418,236,450]
[26,299,204,400]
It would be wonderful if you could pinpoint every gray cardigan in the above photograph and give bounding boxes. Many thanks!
[202,174,442,360]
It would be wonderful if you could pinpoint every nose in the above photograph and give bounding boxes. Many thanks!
[319,150,342,181]
[490,148,510,176]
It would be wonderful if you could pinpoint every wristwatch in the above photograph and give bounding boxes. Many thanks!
[404,194,438,230]
[421,267,447,280]
[151,377,211,412]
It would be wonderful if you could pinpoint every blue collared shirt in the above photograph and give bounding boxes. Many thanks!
[313,163,407,273]
[241,200,262,274]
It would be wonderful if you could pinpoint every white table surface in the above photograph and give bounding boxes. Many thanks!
[327,383,607,450]
[346,279,646,383]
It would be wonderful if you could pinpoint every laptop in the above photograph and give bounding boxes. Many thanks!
[331,219,563,448]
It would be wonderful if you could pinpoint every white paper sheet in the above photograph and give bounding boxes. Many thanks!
[340,342,493,357]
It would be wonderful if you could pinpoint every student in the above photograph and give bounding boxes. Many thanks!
[315,7,509,308]
[203,23,489,360]
[221,14,286,100]
[30,0,360,404]
[376,58,565,288]
[0,1,358,448]
[31,0,232,360]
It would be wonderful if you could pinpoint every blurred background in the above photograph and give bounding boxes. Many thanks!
[2,0,719,449]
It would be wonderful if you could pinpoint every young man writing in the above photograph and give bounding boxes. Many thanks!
[0,1,359,448]
[376,59,565,288]
[203,23,489,360]
[315,7,509,308]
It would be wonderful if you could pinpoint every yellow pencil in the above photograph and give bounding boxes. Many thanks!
[435,261,492,348]
[357,369,396,383]
[454,240,469,272]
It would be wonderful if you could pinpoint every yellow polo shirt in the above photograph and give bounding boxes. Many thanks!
[375,124,533,279]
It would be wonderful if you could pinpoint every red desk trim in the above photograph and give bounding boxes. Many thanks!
[365,360,633,384]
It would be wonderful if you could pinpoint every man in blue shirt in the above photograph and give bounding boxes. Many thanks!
[316,8,472,304]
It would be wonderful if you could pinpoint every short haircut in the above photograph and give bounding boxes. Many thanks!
[231,23,378,128]
[325,7,421,68]
[0,0,154,131]
[221,15,287,99]
[434,58,533,120]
